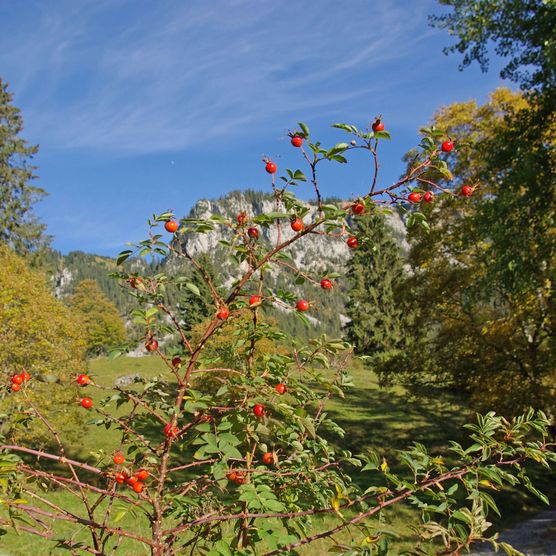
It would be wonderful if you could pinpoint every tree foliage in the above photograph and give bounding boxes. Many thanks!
[421,1,556,414]
[0,245,87,447]
[345,212,411,365]
[175,253,220,332]
[68,279,128,356]
[379,89,555,415]
[0,77,49,253]
[431,0,556,93]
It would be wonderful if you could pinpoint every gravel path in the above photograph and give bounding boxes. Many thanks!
[470,510,556,555]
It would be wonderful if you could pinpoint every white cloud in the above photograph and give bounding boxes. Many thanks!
[0,0,437,153]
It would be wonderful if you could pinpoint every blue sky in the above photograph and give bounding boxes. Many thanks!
[0,0,507,255]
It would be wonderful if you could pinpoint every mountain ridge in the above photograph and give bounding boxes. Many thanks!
[49,189,408,338]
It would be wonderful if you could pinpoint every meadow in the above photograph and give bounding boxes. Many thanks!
[3,357,552,555]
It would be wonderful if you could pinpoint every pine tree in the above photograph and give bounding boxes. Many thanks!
[0,77,49,253]
[68,279,127,356]
[175,253,219,332]
[345,213,410,365]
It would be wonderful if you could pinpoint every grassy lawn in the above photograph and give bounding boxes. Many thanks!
[2,356,553,555]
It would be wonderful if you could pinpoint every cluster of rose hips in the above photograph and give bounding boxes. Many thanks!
[226,451,277,485]
[407,185,473,204]
[247,383,287,420]
[163,422,179,438]
[226,470,247,485]
[405,140,472,202]
[212,273,334,321]
[75,373,94,409]
[407,191,435,204]
[112,452,149,493]
[8,371,30,392]
[159,127,465,261]
[238,214,306,237]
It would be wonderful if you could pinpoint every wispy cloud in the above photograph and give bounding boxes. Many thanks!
[0,0,437,154]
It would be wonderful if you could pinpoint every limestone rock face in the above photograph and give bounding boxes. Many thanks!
[54,267,74,297]
[173,190,407,278]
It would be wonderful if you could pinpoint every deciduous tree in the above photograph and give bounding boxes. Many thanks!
[69,279,127,356]
[0,245,87,447]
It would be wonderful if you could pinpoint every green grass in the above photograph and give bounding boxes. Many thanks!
[59,356,170,459]
[2,356,553,555]
[89,355,168,383]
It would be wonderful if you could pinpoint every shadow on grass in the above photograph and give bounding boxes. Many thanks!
[323,370,556,532]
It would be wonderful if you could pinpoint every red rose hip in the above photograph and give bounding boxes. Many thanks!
[247,227,259,239]
[296,299,309,312]
[462,185,473,197]
[441,140,454,153]
[113,452,124,465]
[291,136,303,148]
[234,473,247,485]
[136,469,149,481]
[76,373,91,386]
[372,119,384,132]
[290,218,304,232]
[347,236,358,249]
[145,339,158,352]
[352,202,365,215]
[164,423,178,437]
[320,279,333,290]
[81,397,93,409]
[164,220,178,233]
[262,452,274,465]
[408,192,421,203]
[275,383,287,395]
[217,306,229,320]
[265,162,277,174]
[253,404,265,417]
[424,191,434,203]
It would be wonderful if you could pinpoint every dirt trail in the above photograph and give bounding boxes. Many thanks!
[471,510,556,555]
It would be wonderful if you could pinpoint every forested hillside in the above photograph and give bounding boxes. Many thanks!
[49,189,407,340]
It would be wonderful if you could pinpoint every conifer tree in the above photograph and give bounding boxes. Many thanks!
[0,77,49,253]
[345,213,410,366]
[175,253,219,332]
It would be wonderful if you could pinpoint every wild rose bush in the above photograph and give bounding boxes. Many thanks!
[1,121,554,555]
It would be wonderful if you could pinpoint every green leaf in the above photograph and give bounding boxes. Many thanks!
[113,510,127,523]
[298,122,310,137]
[186,283,201,296]
[374,130,391,140]
[212,540,233,556]
[116,250,133,265]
